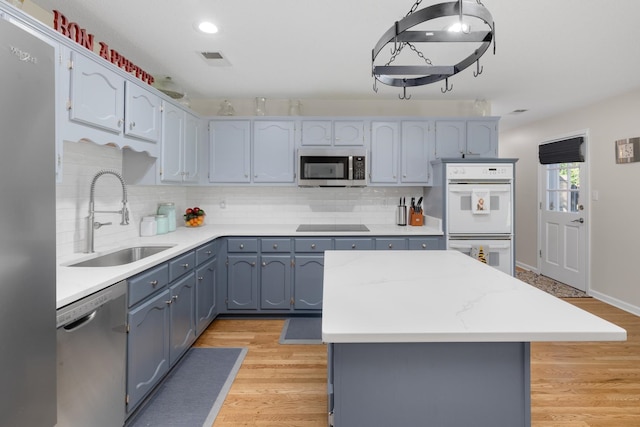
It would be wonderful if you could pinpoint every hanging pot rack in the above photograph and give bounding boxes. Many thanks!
[372,0,495,97]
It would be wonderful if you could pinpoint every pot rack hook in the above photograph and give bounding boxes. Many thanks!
[399,83,411,100]
[441,77,453,93]
[474,58,483,77]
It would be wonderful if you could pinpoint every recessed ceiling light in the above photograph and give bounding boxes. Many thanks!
[197,21,218,34]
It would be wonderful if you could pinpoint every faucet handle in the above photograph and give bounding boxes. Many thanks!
[93,221,112,229]
[121,206,130,225]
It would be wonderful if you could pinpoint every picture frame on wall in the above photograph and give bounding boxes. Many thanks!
[615,137,640,164]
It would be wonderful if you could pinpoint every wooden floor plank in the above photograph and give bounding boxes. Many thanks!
[195,299,640,426]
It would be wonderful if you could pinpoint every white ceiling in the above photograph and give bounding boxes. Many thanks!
[30,0,640,130]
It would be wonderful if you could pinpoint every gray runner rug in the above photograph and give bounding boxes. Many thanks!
[128,347,247,427]
[279,317,323,344]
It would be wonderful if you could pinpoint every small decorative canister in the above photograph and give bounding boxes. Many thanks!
[157,202,176,232]
[155,214,169,235]
[140,216,157,236]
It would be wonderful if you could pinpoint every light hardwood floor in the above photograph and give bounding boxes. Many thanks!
[194,299,640,427]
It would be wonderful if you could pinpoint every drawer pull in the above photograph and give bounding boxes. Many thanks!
[172,295,178,301]
[150,280,158,286]
[181,263,189,268]
[262,261,266,267]
[311,243,316,249]
[198,276,204,281]
[251,262,256,267]
[165,299,173,305]
[422,243,427,249]
[351,244,356,249]
[206,250,212,255]
[388,243,393,249]
[239,244,244,249]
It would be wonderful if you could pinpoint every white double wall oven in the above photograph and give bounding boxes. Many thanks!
[445,163,515,275]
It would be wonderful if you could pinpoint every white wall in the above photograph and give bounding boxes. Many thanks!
[500,87,640,313]
[57,141,419,257]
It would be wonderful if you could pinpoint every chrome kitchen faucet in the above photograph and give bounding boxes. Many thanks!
[86,169,130,253]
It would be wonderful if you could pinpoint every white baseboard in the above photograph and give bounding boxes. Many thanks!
[589,290,640,317]
[515,261,539,274]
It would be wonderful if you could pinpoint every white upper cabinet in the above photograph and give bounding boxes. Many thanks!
[301,120,365,146]
[434,119,498,158]
[401,121,433,185]
[209,120,251,183]
[370,121,399,184]
[253,121,296,183]
[160,103,199,183]
[68,51,124,134]
[124,81,161,142]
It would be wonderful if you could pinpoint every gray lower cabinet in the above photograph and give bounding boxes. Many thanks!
[126,250,197,415]
[195,258,217,335]
[127,288,170,414]
[261,255,292,309]
[294,255,325,310]
[227,255,258,309]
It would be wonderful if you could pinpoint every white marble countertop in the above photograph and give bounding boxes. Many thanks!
[57,222,441,309]
[321,250,626,343]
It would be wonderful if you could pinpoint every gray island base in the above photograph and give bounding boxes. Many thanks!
[322,251,626,427]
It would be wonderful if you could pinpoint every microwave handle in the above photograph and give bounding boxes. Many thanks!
[348,155,353,180]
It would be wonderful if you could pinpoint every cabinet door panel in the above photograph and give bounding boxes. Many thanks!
[124,81,160,142]
[227,255,258,309]
[466,120,498,157]
[294,255,324,310]
[160,103,184,183]
[261,255,292,309]
[196,259,217,335]
[253,121,295,183]
[127,290,170,412]
[301,120,332,146]
[334,121,365,146]
[209,121,251,183]
[401,121,432,184]
[69,52,124,133]
[435,120,466,158]
[183,113,199,181]
[370,122,399,183]
[169,273,196,365]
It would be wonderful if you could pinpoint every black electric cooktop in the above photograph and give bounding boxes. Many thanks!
[296,224,370,232]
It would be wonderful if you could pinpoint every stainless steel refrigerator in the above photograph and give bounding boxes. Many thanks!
[0,14,57,427]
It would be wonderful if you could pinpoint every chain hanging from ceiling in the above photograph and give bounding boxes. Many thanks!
[372,0,495,99]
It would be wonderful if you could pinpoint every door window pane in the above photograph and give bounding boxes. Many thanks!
[546,163,580,212]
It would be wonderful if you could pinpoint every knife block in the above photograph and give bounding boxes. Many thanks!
[409,208,423,226]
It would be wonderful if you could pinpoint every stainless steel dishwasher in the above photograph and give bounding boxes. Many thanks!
[56,280,127,427]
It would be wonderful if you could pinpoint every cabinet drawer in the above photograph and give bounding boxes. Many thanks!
[261,238,291,253]
[375,238,408,250]
[294,238,333,252]
[169,251,196,282]
[128,263,169,307]
[334,238,374,250]
[196,241,217,265]
[227,238,258,253]
[408,237,444,250]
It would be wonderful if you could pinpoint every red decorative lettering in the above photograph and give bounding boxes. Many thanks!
[98,42,109,60]
[53,10,68,36]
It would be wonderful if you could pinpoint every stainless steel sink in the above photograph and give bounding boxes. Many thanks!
[68,246,174,267]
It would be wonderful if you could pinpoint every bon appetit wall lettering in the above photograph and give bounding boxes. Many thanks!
[52,10,154,86]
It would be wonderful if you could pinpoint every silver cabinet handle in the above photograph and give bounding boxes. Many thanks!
[311,243,316,249]
[352,244,356,249]
[388,243,393,249]
[273,244,278,249]
[262,261,266,267]
[165,299,173,305]
[422,243,427,249]
[181,263,189,268]
[206,250,212,255]
[172,295,178,301]
[251,262,256,267]
[239,244,244,249]
[198,276,204,281]
[117,119,123,127]
[150,280,158,286]
[129,121,136,129]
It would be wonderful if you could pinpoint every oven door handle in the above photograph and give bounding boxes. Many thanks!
[449,243,510,250]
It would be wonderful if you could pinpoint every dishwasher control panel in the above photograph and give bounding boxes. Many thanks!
[56,281,126,328]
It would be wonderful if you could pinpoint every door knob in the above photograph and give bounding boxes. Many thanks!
[571,218,584,223]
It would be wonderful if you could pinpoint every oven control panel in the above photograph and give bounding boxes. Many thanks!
[446,164,513,180]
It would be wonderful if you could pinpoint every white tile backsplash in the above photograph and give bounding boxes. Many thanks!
[57,141,423,256]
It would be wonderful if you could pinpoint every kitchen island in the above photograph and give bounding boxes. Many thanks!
[322,250,626,427]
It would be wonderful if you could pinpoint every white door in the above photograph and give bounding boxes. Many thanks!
[539,162,587,291]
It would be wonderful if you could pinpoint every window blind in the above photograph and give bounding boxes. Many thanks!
[538,137,584,164]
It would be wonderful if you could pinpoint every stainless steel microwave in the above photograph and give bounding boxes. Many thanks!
[298,148,367,187]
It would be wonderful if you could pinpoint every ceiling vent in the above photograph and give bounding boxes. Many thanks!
[199,51,231,66]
